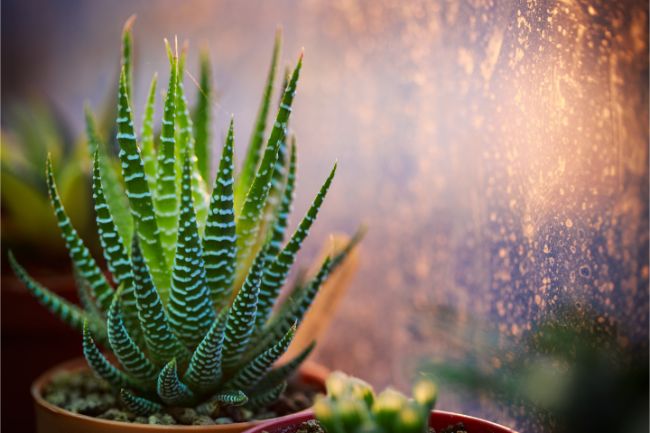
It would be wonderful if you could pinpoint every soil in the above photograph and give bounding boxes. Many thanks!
[42,369,320,426]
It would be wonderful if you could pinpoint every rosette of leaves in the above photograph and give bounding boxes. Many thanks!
[313,372,437,433]
[9,27,361,418]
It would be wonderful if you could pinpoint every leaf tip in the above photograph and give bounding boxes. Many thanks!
[123,14,137,34]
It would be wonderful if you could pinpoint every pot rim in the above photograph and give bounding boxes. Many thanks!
[245,409,518,433]
[32,357,329,431]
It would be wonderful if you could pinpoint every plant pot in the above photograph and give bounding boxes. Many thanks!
[32,358,329,433]
[243,410,517,433]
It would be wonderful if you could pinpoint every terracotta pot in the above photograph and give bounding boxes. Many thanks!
[243,410,517,433]
[32,358,329,433]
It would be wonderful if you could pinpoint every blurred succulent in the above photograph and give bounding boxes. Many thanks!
[423,305,649,433]
[1,98,94,259]
[9,22,361,419]
[314,372,437,433]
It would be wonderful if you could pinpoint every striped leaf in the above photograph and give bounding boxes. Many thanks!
[247,381,286,411]
[120,389,162,416]
[255,164,336,329]
[203,119,236,309]
[193,50,212,183]
[107,290,158,384]
[183,309,228,394]
[84,107,133,249]
[157,359,195,406]
[141,74,158,195]
[265,137,296,257]
[9,253,106,341]
[255,341,315,392]
[167,152,215,347]
[221,247,266,371]
[47,157,115,313]
[262,258,332,346]
[278,67,291,107]
[253,133,290,257]
[175,53,210,232]
[130,239,188,365]
[116,68,170,295]
[83,321,136,390]
[235,53,302,279]
[234,29,281,211]
[92,151,139,336]
[196,390,248,415]
[154,52,179,265]
[225,324,296,391]
[211,389,247,406]
[121,16,135,101]
[73,267,102,317]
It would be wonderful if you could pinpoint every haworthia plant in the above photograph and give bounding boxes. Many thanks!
[10,20,362,421]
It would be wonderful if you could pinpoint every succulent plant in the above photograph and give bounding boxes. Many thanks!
[313,372,437,433]
[1,97,95,259]
[1,17,214,265]
[9,22,361,419]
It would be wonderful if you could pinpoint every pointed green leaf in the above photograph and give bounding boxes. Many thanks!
[83,321,135,390]
[157,359,195,406]
[116,68,170,294]
[221,247,266,371]
[73,266,102,317]
[226,324,296,391]
[193,50,212,183]
[278,67,291,107]
[107,290,158,383]
[121,16,135,101]
[183,309,228,393]
[203,119,236,309]
[85,107,133,248]
[255,341,316,392]
[47,157,115,313]
[175,54,210,232]
[247,381,286,411]
[92,151,139,335]
[154,53,179,265]
[255,164,336,329]
[210,389,248,406]
[9,253,106,341]
[265,137,296,257]
[167,152,215,347]
[235,53,302,278]
[197,390,248,416]
[234,29,281,211]
[263,258,332,345]
[120,388,162,416]
[131,239,189,365]
[141,74,158,194]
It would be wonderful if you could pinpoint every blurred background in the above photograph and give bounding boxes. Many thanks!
[2,0,648,432]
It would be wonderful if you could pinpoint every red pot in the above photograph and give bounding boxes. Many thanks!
[243,410,517,433]
[32,358,329,433]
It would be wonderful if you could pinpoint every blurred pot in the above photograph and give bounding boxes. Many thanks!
[32,358,329,433]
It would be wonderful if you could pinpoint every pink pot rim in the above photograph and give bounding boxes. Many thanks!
[32,357,329,431]
[244,409,518,433]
